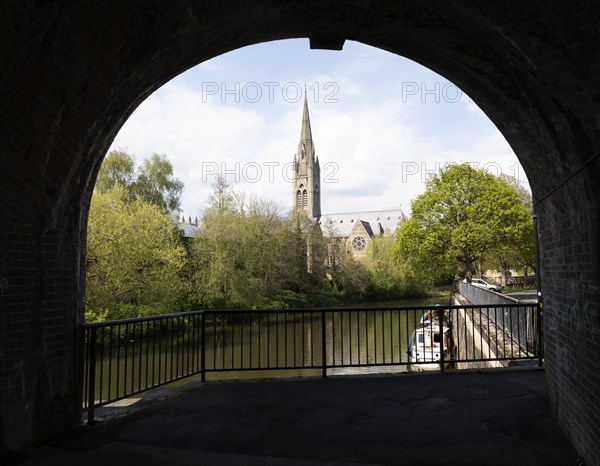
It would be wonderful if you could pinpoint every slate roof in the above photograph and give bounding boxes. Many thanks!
[177,222,200,239]
[316,208,407,238]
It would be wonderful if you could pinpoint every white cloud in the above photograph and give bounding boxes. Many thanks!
[108,40,524,218]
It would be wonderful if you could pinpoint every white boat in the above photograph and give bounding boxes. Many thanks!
[408,314,454,371]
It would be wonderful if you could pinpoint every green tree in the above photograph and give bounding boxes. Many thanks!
[393,163,532,286]
[363,235,406,299]
[95,150,136,194]
[188,177,331,309]
[86,186,187,320]
[486,175,535,283]
[96,150,184,212]
[133,153,184,212]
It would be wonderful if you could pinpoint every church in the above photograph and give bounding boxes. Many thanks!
[292,94,407,259]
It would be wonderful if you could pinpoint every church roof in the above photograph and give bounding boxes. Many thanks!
[177,222,200,239]
[316,208,407,238]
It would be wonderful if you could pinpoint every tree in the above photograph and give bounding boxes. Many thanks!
[96,150,184,213]
[486,174,535,283]
[86,186,187,320]
[95,150,136,194]
[393,163,532,286]
[133,153,184,212]
[187,177,331,309]
[363,235,406,299]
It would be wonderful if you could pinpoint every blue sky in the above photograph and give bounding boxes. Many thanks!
[109,39,527,217]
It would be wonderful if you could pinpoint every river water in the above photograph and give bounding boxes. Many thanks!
[90,295,452,403]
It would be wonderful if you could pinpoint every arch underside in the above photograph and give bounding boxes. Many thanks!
[1,1,599,462]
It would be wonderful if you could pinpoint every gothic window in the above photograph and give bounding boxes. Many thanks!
[351,236,367,252]
[302,189,308,207]
[296,190,302,207]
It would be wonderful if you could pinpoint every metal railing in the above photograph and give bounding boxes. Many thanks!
[82,303,542,422]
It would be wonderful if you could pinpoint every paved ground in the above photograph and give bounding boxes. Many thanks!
[505,290,538,303]
[16,369,580,466]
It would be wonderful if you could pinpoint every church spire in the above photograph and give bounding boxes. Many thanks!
[292,91,321,218]
[298,90,315,160]
[300,91,313,145]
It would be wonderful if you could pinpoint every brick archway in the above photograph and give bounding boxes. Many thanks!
[1,2,599,462]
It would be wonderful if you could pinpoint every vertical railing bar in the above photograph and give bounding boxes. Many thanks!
[348,312,354,365]
[131,322,137,393]
[340,311,344,366]
[487,307,491,360]
[311,311,315,367]
[365,311,369,364]
[138,321,143,392]
[293,311,297,368]
[98,326,105,404]
[439,307,445,372]
[84,327,89,409]
[230,313,234,370]
[332,311,335,367]
[373,311,377,364]
[266,312,270,369]
[258,312,262,369]
[302,311,306,368]
[241,313,245,369]
[151,320,156,387]
[169,318,174,381]
[508,307,514,358]
[382,309,386,364]
[115,325,121,398]
[201,312,206,381]
[87,326,97,424]
[107,327,113,401]
[249,313,253,369]
[494,308,499,358]
[516,306,522,357]
[276,312,280,368]
[284,311,288,368]
[356,312,360,365]
[390,310,393,364]
[123,323,129,397]
[176,316,181,378]
[537,302,543,367]
[194,314,199,373]
[479,308,489,359]
[321,311,327,377]
[502,307,507,357]
[158,319,163,385]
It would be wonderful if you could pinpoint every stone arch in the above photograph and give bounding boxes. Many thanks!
[1,2,599,462]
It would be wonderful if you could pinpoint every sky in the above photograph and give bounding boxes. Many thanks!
[109,39,527,218]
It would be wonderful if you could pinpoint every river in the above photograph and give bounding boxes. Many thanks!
[89,294,452,403]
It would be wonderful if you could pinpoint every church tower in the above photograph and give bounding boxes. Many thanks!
[292,93,321,218]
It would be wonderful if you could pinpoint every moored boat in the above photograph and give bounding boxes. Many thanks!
[408,312,454,371]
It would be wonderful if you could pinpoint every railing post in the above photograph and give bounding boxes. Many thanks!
[201,312,206,382]
[321,311,327,378]
[438,308,445,372]
[87,326,97,424]
[537,302,543,367]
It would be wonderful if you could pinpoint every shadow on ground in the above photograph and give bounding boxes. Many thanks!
[19,369,579,465]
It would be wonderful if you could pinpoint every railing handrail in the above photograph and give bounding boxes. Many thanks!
[83,303,538,328]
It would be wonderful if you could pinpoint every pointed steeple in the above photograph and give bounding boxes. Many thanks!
[292,90,321,219]
[298,90,315,160]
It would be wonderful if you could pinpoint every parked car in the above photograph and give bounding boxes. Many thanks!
[463,278,503,293]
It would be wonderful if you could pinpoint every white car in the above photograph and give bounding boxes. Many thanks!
[464,278,503,293]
